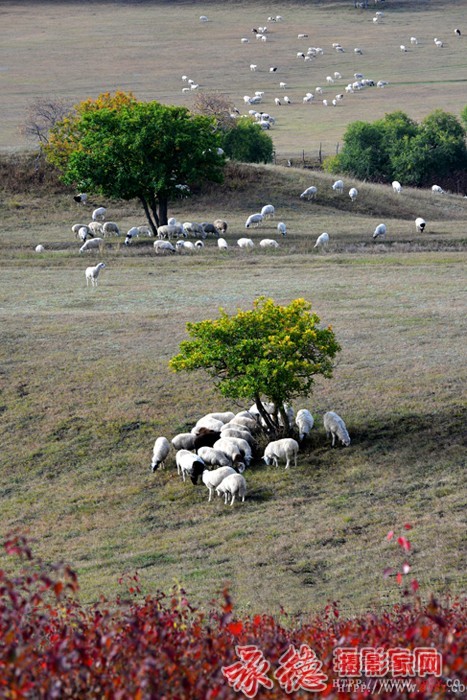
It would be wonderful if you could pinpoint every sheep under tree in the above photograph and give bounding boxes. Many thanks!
[44,91,225,234]
[169,297,340,436]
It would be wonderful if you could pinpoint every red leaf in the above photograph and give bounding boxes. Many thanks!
[227,621,243,636]
[253,615,262,627]
[386,530,394,541]
[396,572,403,585]
[397,536,411,552]
[404,523,413,530]
[383,567,393,579]
[411,579,420,592]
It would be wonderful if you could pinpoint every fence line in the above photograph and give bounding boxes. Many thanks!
[273,143,340,168]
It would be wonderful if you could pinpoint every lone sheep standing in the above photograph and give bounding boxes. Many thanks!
[415,217,426,232]
[151,437,171,472]
[85,262,106,287]
[215,473,247,505]
[263,438,299,469]
[323,411,351,447]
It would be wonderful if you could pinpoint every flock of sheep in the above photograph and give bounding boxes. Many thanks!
[151,406,351,506]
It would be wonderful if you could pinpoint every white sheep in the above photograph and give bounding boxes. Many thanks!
[213,219,228,234]
[410,36,418,45]
[183,222,205,238]
[274,97,282,106]
[197,447,232,469]
[415,217,426,233]
[150,437,171,472]
[221,428,255,446]
[205,411,235,423]
[245,213,263,228]
[295,409,314,442]
[92,207,106,221]
[73,193,88,204]
[124,227,139,246]
[300,186,317,200]
[314,232,329,249]
[85,262,106,287]
[192,416,224,435]
[277,222,287,237]
[200,466,238,501]
[323,411,351,447]
[218,436,252,466]
[230,414,258,432]
[373,223,387,239]
[263,438,299,469]
[195,240,205,249]
[154,240,176,255]
[217,238,228,250]
[199,15,208,22]
[72,223,90,237]
[176,240,195,254]
[432,185,445,194]
[78,226,91,242]
[175,449,206,483]
[157,224,185,239]
[171,432,196,451]
[102,221,120,237]
[215,473,247,506]
[259,239,279,248]
[80,237,104,253]
[332,180,344,194]
[237,238,255,249]
[392,180,402,194]
[35,244,45,253]
[349,187,358,201]
[213,438,246,468]
[261,204,275,219]
[88,221,104,237]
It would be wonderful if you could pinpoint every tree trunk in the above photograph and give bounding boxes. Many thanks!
[278,404,291,436]
[139,196,158,235]
[158,196,168,227]
[148,192,161,230]
[254,395,277,436]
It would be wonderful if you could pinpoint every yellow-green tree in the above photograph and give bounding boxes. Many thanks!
[169,297,341,435]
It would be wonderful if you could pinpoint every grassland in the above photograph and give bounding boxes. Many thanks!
[1,0,466,158]
[0,160,466,616]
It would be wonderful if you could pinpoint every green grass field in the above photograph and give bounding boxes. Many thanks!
[1,160,466,615]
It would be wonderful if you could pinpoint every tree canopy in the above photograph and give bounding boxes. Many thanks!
[169,297,341,434]
[44,91,225,231]
[327,109,467,188]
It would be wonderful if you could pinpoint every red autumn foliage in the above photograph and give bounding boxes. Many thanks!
[0,534,465,699]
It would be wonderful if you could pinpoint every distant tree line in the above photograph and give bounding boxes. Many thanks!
[324,108,467,189]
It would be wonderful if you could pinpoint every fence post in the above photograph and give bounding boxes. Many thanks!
[319,143,322,163]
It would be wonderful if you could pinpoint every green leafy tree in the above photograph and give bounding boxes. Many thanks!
[169,297,341,435]
[44,91,225,232]
[221,119,273,164]
[335,120,389,180]
[461,105,467,130]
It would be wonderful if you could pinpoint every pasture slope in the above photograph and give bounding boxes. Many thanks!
[0,159,466,617]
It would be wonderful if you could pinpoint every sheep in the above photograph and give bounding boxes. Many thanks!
[153,240,176,254]
[72,223,90,237]
[259,239,279,249]
[213,219,228,234]
[80,237,104,253]
[245,213,263,229]
[332,180,344,194]
[434,38,443,48]
[261,204,275,219]
[454,28,461,37]
[85,262,106,287]
[137,225,152,237]
[197,447,232,469]
[377,80,388,88]
[237,238,255,249]
[277,222,287,237]
[92,207,106,221]
[219,429,255,451]
[349,187,358,201]
[35,244,45,253]
[73,193,88,204]
[201,222,218,237]
[192,417,224,435]
[415,217,426,233]
[157,223,185,239]
[263,438,299,469]
[171,432,196,451]
[303,93,314,103]
[274,97,282,106]
[150,437,171,472]
[230,414,258,432]
[124,227,139,246]
[212,438,244,467]
[78,226,91,242]
[217,238,228,250]
[314,232,329,249]
[215,473,247,506]
[194,240,205,249]
[410,36,418,45]
[400,45,408,52]
[241,38,250,44]
[220,436,252,466]
[284,96,292,105]
[300,186,318,201]
[205,411,235,423]
[392,180,402,194]
[102,221,120,237]
[88,221,104,237]
[323,411,351,447]
[182,222,205,238]
[432,185,445,194]
[199,15,208,22]
[295,409,314,442]
[373,223,387,239]
[176,240,196,254]
[200,466,239,501]
[175,449,206,484]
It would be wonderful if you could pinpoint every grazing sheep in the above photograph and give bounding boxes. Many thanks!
[415,217,426,233]
[217,436,252,466]
[199,15,208,22]
[171,432,196,451]
[245,213,263,228]
[85,262,106,287]
[277,222,287,237]
[197,447,232,469]
[259,239,279,249]
[88,221,104,237]
[92,207,106,221]
[432,185,445,194]
[237,238,255,249]
[261,204,275,219]
[373,223,387,239]
[213,219,228,234]
[221,428,255,447]
[183,222,205,238]
[157,223,185,239]
[200,466,238,501]
[295,409,314,442]
[80,237,104,253]
[332,180,344,194]
[150,437,171,472]
[323,411,351,447]
[250,64,258,71]
[175,449,206,483]
[154,240,176,255]
[263,438,299,469]
[124,227,139,246]
[72,223,90,237]
[230,414,258,432]
[212,438,243,467]
[35,244,45,253]
[392,180,402,194]
[176,240,196,254]
[454,28,461,37]
[201,222,218,237]
[73,193,88,204]
[410,36,418,45]
[192,417,224,435]
[78,226,91,242]
[274,97,282,106]
[349,187,358,201]
[204,411,235,423]
[300,186,318,200]
[217,237,228,250]
[215,473,247,505]
[102,221,120,237]
[314,232,329,249]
